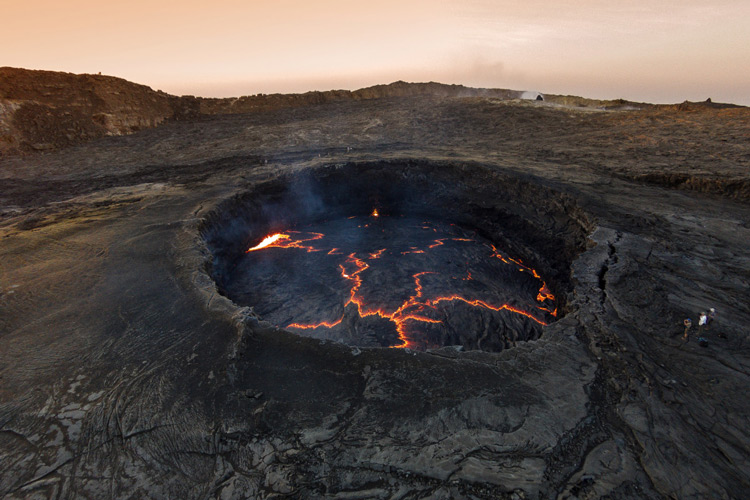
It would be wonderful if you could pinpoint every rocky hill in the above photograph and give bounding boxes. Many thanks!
[0,67,203,155]
[1,67,743,158]
[195,81,524,115]
[0,68,529,156]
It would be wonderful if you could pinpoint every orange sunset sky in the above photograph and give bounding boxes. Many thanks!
[3,0,749,104]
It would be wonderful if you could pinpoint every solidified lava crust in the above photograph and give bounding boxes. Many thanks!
[202,161,592,352]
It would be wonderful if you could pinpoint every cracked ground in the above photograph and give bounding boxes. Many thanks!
[1,95,749,499]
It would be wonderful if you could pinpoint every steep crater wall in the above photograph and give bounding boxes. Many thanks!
[200,161,593,351]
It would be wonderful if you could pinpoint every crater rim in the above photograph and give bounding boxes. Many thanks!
[199,160,593,352]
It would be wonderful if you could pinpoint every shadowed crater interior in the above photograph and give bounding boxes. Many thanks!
[201,161,592,352]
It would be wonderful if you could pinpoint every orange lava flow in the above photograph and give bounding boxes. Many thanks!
[246,231,324,253]
[245,222,557,348]
[369,248,386,259]
[490,244,556,316]
[246,233,289,252]
[537,283,555,304]
[287,315,344,330]
[426,296,548,326]
[334,265,443,348]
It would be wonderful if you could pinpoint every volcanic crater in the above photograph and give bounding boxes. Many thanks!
[202,161,591,352]
[4,71,750,499]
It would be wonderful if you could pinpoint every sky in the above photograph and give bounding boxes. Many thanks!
[3,0,749,105]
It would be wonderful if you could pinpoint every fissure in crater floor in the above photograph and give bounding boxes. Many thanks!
[223,212,557,351]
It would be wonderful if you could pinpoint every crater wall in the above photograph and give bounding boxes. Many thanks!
[200,160,593,350]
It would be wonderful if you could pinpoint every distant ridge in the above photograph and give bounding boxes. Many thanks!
[0,67,742,156]
[194,80,522,115]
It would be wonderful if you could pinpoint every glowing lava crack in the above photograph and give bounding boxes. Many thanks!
[233,212,558,351]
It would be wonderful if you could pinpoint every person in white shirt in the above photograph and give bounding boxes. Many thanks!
[698,312,708,334]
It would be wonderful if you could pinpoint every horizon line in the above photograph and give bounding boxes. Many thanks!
[1,65,745,108]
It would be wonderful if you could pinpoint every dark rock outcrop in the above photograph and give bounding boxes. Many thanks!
[0,67,186,153]
[0,69,523,156]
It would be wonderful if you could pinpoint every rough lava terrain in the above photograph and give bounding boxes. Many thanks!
[1,69,749,499]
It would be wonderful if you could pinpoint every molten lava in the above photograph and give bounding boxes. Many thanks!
[241,215,558,350]
[246,231,324,253]
[246,233,289,252]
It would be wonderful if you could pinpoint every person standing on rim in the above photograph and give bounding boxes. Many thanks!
[707,307,725,338]
[682,318,692,342]
[698,311,708,335]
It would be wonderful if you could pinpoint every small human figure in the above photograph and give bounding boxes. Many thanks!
[682,318,692,341]
[698,312,708,334]
[706,307,716,330]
